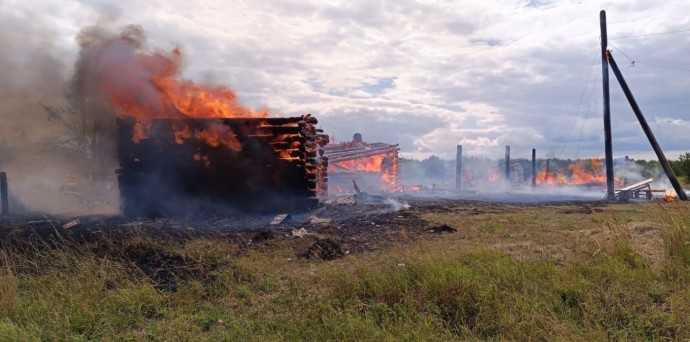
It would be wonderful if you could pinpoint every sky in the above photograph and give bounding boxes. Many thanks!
[2,0,690,161]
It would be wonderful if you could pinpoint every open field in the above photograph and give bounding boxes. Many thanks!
[1,199,689,340]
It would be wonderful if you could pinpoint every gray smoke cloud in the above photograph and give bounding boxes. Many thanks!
[0,9,125,215]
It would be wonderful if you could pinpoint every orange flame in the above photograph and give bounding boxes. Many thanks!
[664,190,676,202]
[569,159,605,183]
[100,46,267,121]
[330,155,386,173]
[328,153,399,191]
[92,32,267,146]
[535,159,623,186]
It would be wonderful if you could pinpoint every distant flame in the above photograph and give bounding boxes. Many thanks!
[487,169,500,183]
[329,153,398,190]
[535,159,623,187]
[406,185,423,192]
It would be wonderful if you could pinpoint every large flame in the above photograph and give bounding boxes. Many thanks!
[86,26,267,150]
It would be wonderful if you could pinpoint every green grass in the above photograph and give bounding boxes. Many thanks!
[1,202,689,340]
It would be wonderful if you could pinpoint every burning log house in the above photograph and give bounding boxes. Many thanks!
[117,115,329,216]
[322,133,400,194]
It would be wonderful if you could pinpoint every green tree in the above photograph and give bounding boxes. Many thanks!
[675,153,690,183]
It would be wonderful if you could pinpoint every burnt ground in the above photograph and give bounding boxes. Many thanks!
[0,200,431,249]
[0,197,610,254]
[0,197,620,290]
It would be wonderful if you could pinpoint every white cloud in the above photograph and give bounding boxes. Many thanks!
[4,0,690,159]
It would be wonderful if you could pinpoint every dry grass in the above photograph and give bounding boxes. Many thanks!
[0,251,20,321]
[0,201,689,340]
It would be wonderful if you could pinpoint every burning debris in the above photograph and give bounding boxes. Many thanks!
[322,133,400,194]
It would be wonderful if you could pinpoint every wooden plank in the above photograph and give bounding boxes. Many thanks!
[615,178,654,201]
[615,178,653,193]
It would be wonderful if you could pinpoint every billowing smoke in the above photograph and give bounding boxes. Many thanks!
[0,22,166,214]
[75,25,265,121]
[0,10,121,215]
[614,159,675,193]
[0,10,272,215]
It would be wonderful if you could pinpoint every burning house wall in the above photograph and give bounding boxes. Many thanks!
[322,133,399,193]
[117,115,328,216]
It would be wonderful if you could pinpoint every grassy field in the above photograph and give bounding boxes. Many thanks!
[1,201,689,341]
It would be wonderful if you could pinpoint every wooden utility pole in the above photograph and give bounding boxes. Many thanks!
[531,149,536,186]
[505,145,511,181]
[1,172,8,216]
[607,52,688,200]
[601,10,615,201]
[455,145,462,191]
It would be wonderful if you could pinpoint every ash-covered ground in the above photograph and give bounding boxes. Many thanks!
[8,194,680,295]
[0,195,608,256]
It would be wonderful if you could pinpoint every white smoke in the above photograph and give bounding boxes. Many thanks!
[384,197,410,212]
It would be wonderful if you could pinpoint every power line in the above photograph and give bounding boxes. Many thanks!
[607,43,690,72]
[635,61,690,73]
[575,63,600,159]
[607,42,635,65]
[558,46,600,158]
[609,28,690,40]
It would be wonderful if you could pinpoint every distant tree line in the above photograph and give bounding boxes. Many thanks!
[629,154,690,184]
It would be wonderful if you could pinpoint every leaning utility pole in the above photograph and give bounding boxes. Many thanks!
[600,10,615,201]
[607,51,688,200]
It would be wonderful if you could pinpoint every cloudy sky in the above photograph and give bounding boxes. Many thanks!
[2,0,690,160]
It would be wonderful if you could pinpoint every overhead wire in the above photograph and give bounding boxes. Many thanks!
[609,28,690,40]
[558,46,600,158]
[608,42,690,72]
[635,61,690,72]
[563,29,690,159]
[575,63,600,159]
[607,42,635,65]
